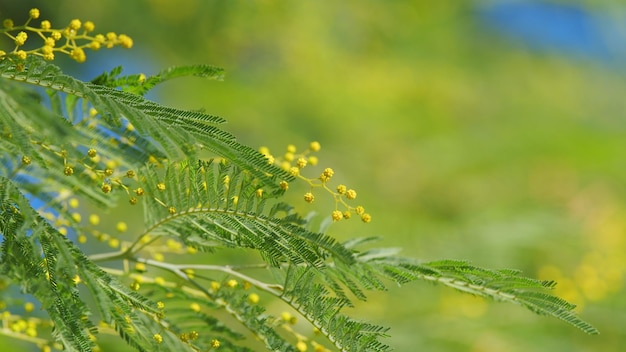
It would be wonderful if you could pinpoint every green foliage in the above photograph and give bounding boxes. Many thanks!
[0,55,597,352]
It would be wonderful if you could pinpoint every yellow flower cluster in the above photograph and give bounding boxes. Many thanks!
[259,142,371,223]
[0,8,133,63]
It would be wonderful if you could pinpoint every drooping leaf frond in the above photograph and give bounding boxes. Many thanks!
[0,176,168,351]
[91,64,225,96]
[0,56,290,191]
[346,250,600,335]
[275,265,392,352]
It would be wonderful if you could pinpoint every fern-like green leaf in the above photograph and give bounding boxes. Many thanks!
[91,64,225,96]
[0,176,168,351]
[354,254,599,335]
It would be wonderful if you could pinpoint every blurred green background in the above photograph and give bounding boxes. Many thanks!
[4,0,626,351]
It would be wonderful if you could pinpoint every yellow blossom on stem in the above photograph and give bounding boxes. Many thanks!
[190,303,201,312]
[89,41,101,50]
[317,166,336,182]
[83,21,95,32]
[331,210,343,222]
[296,341,308,352]
[118,34,133,48]
[29,8,40,19]
[153,334,163,344]
[304,192,315,203]
[69,19,82,31]
[15,32,27,46]
[166,239,182,250]
[108,238,120,248]
[116,222,127,232]
[309,141,321,152]
[2,12,134,63]
[89,214,100,225]
[281,311,292,322]
[248,293,260,304]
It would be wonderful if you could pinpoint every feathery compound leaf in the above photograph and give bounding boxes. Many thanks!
[274,265,391,352]
[0,177,94,351]
[0,176,166,351]
[0,56,290,190]
[353,253,599,335]
[139,160,352,267]
[91,64,225,96]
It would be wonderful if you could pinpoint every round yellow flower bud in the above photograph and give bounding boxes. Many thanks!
[116,222,127,232]
[83,21,95,32]
[118,34,133,49]
[15,32,28,46]
[304,192,315,203]
[69,19,81,31]
[153,334,162,344]
[29,8,40,19]
[309,141,321,152]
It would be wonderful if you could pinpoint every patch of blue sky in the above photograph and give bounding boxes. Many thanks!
[477,1,626,64]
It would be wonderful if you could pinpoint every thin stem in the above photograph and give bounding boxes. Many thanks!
[137,258,283,295]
